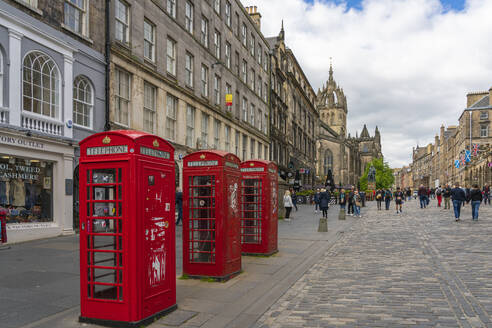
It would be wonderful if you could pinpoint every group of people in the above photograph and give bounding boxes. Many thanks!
[375,187,405,213]
[313,187,363,218]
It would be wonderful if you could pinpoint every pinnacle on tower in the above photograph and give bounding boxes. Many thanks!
[278,20,285,41]
[361,124,370,138]
[329,60,334,83]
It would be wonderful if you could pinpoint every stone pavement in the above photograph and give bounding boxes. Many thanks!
[0,202,355,328]
[255,199,492,328]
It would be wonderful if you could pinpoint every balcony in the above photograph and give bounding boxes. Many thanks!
[0,107,8,124]
[21,112,64,136]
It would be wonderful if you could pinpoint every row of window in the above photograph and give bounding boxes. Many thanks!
[114,68,269,152]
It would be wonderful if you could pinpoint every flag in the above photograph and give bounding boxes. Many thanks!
[465,150,471,163]
[472,144,479,156]
[225,94,233,107]
[454,160,460,168]
[460,155,465,166]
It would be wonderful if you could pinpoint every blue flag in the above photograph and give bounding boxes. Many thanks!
[465,150,471,163]
[454,160,460,168]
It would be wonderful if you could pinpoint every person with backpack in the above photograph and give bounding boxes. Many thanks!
[436,185,442,207]
[418,185,428,209]
[394,187,404,214]
[375,189,383,210]
[443,184,452,209]
[384,188,392,210]
[468,184,483,221]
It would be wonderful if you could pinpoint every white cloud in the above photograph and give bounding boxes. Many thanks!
[242,0,492,167]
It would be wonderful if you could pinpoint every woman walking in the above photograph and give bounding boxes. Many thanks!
[319,188,331,218]
[353,190,362,217]
[283,190,294,221]
[469,184,483,221]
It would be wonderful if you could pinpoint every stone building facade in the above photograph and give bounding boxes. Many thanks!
[266,24,317,188]
[107,0,270,186]
[404,87,492,189]
[0,0,106,242]
[316,65,382,187]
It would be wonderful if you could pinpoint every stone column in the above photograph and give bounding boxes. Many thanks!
[8,29,22,126]
[62,153,74,235]
[63,55,74,138]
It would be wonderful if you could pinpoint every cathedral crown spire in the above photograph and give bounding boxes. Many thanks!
[329,58,334,83]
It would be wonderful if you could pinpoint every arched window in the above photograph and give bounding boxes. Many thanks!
[73,76,93,128]
[324,149,333,176]
[23,51,60,118]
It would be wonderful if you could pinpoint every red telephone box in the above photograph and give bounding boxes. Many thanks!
[182,150,241,280]
[240,160,279,255]
[78,130,177,327]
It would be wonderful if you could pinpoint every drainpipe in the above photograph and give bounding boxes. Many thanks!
[104,0,111,131]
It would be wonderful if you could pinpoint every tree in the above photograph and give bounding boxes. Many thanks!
[359,158,395,191]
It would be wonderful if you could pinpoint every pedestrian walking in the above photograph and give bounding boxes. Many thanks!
[283,190,293,220]
[436,185,442,207]
[451,184,466,221]
[418,185,428,209]
[406,188,412,201]
[291,189,298,212]
[353,190,362,217]
[469,184,483,221]
[175,187,183,225]
[394,187,404,214]
[384,188,392,210]
[314,188,321,213]
[375,189,383,210]
[339,188,346,210]
[319,188,330,218]
[483,184,490,205]
[348,187,355,216]
[443,184,451,209]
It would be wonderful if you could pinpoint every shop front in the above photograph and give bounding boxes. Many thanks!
[0,129,75,243]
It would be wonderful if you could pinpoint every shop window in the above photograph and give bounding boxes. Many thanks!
[22,51,60,119]
[0,156,53,224]
[73,75,93,128]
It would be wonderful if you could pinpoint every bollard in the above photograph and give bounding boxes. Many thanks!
[338,208,346,220]
[318,217,328,232]
[0,208,7,246]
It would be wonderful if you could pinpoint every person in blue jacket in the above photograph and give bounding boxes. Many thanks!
[450,184,466,221]
[319,188,331,218]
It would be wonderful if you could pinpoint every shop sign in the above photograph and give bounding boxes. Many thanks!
[87,145,128,156]
[240,167,264,172]
[7,222,57,230]
[0,163,41,180]
[225,161,239,169]
[140,146,170,159]
[0,134,44,149]
[187,160,218,167]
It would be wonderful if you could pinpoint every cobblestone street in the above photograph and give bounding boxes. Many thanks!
[255,200,492,328]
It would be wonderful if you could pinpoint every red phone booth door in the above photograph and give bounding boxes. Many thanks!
[241,178,262,245]
[142,165,175,316]
[225,174,241,270]
[83,165,127,316]
[188,175,216,266]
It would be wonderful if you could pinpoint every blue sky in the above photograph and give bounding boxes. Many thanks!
[303,0,465,11]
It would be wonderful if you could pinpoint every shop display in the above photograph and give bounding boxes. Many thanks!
[0,156,53,224]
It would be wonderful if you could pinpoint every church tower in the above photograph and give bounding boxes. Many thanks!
[316,63,347,136]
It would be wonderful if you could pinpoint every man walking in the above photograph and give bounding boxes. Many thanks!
[384,188,392,210]
[348,187,355,216]
[451,184,466,221]
[469,184,483,221]
[376,189,383,210]
[418,184,428,209]
[483,184,490,205]
[394,187,404,214]
[443,184,451,209]
[436,185,442,207]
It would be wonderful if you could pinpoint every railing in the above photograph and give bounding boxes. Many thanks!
[0,107,8,124]
[21,112,64,136]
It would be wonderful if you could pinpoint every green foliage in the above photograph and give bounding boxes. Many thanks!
[296,189,315,196]
[359,158,395,191]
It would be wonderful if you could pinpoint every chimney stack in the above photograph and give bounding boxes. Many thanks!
[246,6,262,30]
